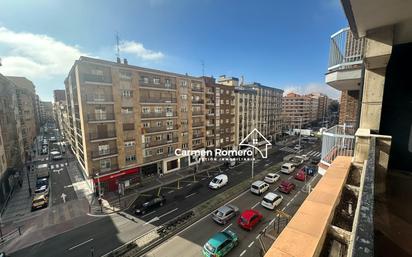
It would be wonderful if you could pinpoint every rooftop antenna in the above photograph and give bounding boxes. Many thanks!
[201,60,205,76]
[116,32,120,59]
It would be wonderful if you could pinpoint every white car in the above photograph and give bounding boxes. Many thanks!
[264,173,280,184]
[261,192,283,210]
[209,174,228,189]
[250,180,269,195]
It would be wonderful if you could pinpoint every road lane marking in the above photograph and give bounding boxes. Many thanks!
[240,250,247,256]
[186,183,192,187]
[251,201,260,209]
[68,238,94,251]
[248,241,254,248]
[288,175,293,180]
[158,208,178,219]
[222,223,232,231]
[144,217,160,226]
[185,192,197,199]
[141,211,156,218]
[167,190,174,194]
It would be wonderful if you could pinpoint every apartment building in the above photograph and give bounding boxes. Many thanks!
[282,92,312,129]
[54,89,66,103]
[203,76,235,151]
[6,76,39,156]
[266,1,412,256]
[0,74,25,209]
[40,101,53,125]
[64,56,206,192]
[217,76,283,147]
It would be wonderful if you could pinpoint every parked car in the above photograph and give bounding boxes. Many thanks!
[41,148,48,155]
[35,178,49,196]
[135,195,166,215]
[50,150,62,160]
[310,157,321,165]
[237,209,263,231]
[202,230,238,257]
[209,174,228,189]
[211,204,239,225]
[250,180,269,195]
[264,173,280,184]
[31,193,49,211]
[303,165,317,176]
[279,180,296,194]
[261,192,283,210]
[49,136,56,142]
[294,169,306,181]
[280,163,295,174]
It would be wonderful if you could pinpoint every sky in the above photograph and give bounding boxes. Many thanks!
[0,0,347,102]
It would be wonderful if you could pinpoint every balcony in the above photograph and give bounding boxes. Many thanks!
[89,131,117,141]
[206,122,214,128]
[85,95,114,104]
[192,121,204,128]
[82,74,112,84]
[144,152,175,163]
[92,164,119,175]
[91,149,118,159]
[144,124,178,134]
[192,143,204,150]
[139,81,176,90]
[87,113,115,122]
[325,28,365,91]
[193,133,204,139]
[320,124,356,171]
[143,137,178,148]
[206,101,215,105]
[191,87,204,92]
[141,111,177,119]
[192,111,204,116]
[139,98,177,104]
[192,99,204,104]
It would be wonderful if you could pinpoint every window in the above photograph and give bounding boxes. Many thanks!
[142,76,149,83]
[167,146,174,154]
[122,90,133,97]
[120,70,132,80]
[181,80,187,87]
[142,122,150,128]
[155,135,162,141]
[157,148,164,154]
[123,123,134,131]
[142,107,150,113]
[98,145,110,155]
[182,143,188,149]
[121,107,133,114]
[100,159,111,169]
[91,69,103,76]
[153,78,160,84]
[181,94,187,100]
[124,141,135,147]
[156,121,162,127]
[144,150,152,157]
[155,107,162,113]
[125,155,136,162]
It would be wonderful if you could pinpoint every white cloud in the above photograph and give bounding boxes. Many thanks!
[283,83,340,99]
[119,40,164,61]
[0,26,86,79]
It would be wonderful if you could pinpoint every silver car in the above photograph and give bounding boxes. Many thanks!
[211,204,239,225]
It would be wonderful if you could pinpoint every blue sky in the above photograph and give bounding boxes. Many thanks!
[0,0,347,101]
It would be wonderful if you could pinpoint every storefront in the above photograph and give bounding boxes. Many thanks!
[93,167,140,193]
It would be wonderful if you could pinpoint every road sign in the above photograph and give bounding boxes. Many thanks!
[61,192,67,203]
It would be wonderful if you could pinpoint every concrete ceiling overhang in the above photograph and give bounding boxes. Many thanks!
[341,0,412,44]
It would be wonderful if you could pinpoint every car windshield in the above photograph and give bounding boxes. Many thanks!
[204,242,216,253]
[251,185,259,190]
[212,178,221,183]
[33,199,44,204]
[215,211,224,217]
[263,197,274,203]
[239,216,248,224]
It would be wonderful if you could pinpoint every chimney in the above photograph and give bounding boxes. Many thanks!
[116,57,121,64]
[123,58,128,65]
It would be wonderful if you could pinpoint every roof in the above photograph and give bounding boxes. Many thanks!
[264,192,279,201]
[208,232,230,247]
[6,76,36,93]
[215,174,227,179]
[217,205,232,213]
[240,209,258,219]
[252,180,266,186]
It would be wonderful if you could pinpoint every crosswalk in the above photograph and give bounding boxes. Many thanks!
[280,146,321,158]
[50,163,68,169]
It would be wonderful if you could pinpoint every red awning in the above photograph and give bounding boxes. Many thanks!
[93,167,139,183]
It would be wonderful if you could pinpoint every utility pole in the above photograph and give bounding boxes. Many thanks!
[96,173,102,212]
[298,116,302,148]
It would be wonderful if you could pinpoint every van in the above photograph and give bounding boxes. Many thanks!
[250,180,269,195]
[209,174,228,189]
[281,163,295,174]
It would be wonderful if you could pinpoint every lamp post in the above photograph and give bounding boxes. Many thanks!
[96,173,102,212]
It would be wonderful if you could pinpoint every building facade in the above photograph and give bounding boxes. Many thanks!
[6,76,38,157]
[64,56,206,192]
[39,101,53,125]
[282,92,312,129]
[203,76,235,152]
[53,89,66,103]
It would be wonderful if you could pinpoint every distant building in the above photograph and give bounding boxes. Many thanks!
[39,101,53,125]
[53,89,66,102]
[282,92,312,129]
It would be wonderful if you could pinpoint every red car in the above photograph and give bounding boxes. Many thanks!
[294,169,306,181]
[279,180,296,194]
[237,209,263,231]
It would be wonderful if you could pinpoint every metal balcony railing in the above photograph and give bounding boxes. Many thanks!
[89,131,116,140]
[87,113,115,121]
[85,94,114,103]
[143,137,178,148]
[192,111,204,116]
[139,98,177,104]
[141,111,177,119]
[192,99,204,104]
[193,133,204,139]
[144,124,178,133]
[192,122,204,127]
[91,149,118,159]
[191,87,204,92]
[328,27,365,71]
[82,74,112,84]
[320,124,356,166]
[139,81,177,90]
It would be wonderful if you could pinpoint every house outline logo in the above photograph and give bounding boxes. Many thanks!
[239,128,271,159]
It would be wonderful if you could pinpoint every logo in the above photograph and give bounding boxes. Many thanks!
[174,128,271,161]
[239,128,271,159]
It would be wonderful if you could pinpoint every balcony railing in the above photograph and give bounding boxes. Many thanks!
[144,124,178,133]
[91,149,118,159]
[191,87,204,92]
[87,113,115,122]
[328,27,365,71]
[139,81,177,90]
[89,131,116,141]
[143,137,178,148]
[82,74,112,84]
[192,111,204,116]
[192,99,204,104]
[193,133,204,139]
[85,95,114,103]
[192,122,204,128]
[140,98,177,104]
[144,152,175,163]
[141,111,177,119]
[320,124,356,166]
[192,143,204,149]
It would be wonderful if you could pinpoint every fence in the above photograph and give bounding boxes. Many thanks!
[320,124,356,166]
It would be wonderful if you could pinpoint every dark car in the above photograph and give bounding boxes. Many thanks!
[310,156,321,165]
[135,195,166,215]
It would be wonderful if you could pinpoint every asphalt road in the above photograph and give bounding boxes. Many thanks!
[144,151,322,257]
[11,140,320,257]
